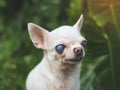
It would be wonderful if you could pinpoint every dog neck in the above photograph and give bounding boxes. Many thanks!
[41,53,81,79]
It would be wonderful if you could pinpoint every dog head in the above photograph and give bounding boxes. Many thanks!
[28,15,87,65]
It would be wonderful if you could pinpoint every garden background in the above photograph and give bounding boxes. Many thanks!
[0,0,120,90]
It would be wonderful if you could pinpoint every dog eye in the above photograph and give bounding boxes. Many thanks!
[55,44,65,54]
[81,40,87,48]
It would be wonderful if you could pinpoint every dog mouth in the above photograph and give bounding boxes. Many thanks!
[62,56,84,64]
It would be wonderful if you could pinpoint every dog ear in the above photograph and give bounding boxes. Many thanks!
[73,14,84,31]
[28,23,50,49]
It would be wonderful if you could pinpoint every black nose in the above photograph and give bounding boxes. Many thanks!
[73,47,83,56]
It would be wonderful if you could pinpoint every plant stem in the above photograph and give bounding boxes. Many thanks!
[107,39,116,90]
[102,32,116,90]
[110,4,120,40]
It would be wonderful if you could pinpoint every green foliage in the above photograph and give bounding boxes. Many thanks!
[68,0,120,90]
[0,0,63,89]
[0,0,120,90]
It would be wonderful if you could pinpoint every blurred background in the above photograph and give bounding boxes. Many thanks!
[0,0,120,90]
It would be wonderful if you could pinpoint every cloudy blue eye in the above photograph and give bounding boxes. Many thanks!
[55,44,65,54]
[81,40,87,48]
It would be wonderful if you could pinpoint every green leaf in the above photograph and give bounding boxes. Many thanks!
[88,0,120,26]
[0,0,5,7]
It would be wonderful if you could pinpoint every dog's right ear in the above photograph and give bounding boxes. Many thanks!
[28,23,50,49]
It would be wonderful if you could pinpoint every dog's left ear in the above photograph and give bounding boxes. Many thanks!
[73,14,84,31]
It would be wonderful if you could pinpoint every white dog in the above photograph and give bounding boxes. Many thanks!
[26,15,87,90]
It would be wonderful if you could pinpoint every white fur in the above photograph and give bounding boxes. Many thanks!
[26,15,85,90]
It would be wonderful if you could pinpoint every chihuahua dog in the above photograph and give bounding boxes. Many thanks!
[26,15,87,90]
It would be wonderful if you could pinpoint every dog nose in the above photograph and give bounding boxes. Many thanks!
[73,47,83,55]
